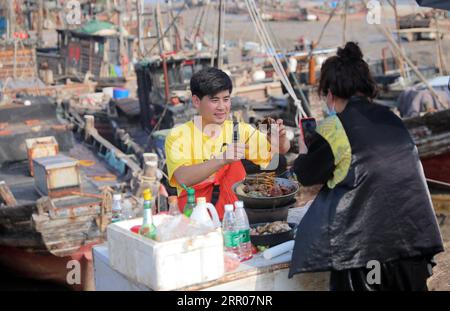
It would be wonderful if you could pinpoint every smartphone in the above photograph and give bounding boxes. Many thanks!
[300,117,317,147]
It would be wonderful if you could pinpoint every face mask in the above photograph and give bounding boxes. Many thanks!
[325,92,337,117]
[326,105,337,117]
[321,99,337,117]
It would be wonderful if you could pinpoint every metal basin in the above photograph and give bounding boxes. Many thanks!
[249,222,296,247]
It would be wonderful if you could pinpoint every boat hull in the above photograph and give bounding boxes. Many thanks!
[421,152,450,184]
[0,244,96,291]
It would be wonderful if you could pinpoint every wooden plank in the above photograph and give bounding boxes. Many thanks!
[392,28,442,34]
[431,194,450,214]
[32,213,95,231]
[38,222,93,236]
[0,181,18,206]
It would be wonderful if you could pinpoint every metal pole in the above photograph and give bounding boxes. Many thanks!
[162,55,170,103]
[166,0,175,52]
[217,0,225,69]
[155,0,164,55]
[119,0,125,61]
[137,0,144,58]
[343,0,348,45]
[7,0,16,41]
[38,0,44,45]
[434,13,448,75]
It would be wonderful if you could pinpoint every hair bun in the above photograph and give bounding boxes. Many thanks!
[337,42,363,61]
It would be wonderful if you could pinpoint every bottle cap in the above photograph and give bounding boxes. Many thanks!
[235,201,244,208]
[113,194,122,201]
[197,197,206,205]
[143,189,153,201]
[168,196,178,205]
[224,204,234,212]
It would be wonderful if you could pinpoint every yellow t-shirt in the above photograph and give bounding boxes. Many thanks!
[165,120,272,194]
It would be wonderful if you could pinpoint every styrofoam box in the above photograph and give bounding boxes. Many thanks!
[107,216,225,291]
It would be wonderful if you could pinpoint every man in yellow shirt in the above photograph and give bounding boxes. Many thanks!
[165,67,290,217]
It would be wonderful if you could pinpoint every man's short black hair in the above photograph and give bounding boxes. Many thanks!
[190,67,233,99]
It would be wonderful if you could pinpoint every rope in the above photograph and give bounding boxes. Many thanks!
[244,0,306,125]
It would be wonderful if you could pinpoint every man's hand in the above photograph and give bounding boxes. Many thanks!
[276,119,287,140]
[221,142,246,164]
[272,119,291,155]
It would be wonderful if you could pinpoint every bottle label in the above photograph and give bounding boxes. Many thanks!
[240,229,250,243]
[140,224,157,240]
[223,231,241,248]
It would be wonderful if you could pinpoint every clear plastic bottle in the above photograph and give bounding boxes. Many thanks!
[235,201,253,261]
[121,197,134,220]
[168,196,181,216]
[111,193,123,223]
[222,204,241,258]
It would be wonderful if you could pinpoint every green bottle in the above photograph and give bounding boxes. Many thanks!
[183,187,196,218]
[139,189,156,240]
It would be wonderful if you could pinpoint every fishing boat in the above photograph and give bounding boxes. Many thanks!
[0,96,144,290]
[404,107,450,184]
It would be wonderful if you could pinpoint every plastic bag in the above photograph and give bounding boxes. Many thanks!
[155,215,215,242]
[224,252,240,272]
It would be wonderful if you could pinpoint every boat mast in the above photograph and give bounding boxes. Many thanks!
[433,11,448,75]
[386,0,406,80]
[7,0,16,41]
[342,0,349,44]
[155,0,170,103]
[136,0,145,58]
[217,0,225,69]
[37,0,44,46]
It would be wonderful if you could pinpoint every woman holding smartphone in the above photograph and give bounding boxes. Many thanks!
[289,42,444,291]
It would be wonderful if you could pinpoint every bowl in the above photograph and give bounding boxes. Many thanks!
[232,177,299,209]
[249,222,296,247]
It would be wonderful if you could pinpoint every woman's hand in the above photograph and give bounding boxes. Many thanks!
[298,127,308,155]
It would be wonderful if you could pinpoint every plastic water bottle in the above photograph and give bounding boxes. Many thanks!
[235,201,253,261]
[111,194,123,223]
[121,198,134,220]
[222,204,241,258]
[168,196,181,216]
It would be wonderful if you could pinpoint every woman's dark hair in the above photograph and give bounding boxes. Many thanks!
[318,42,378,99]
[190,67,233,99]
